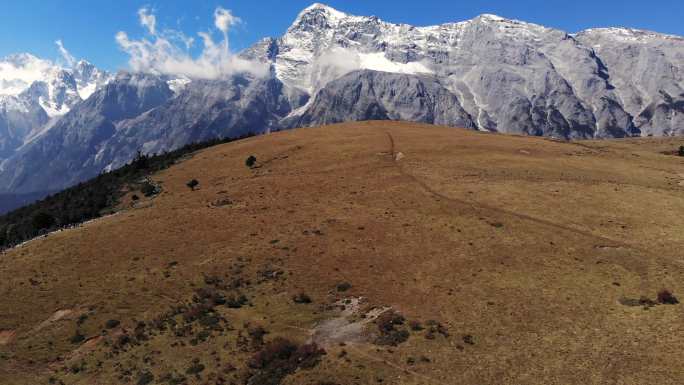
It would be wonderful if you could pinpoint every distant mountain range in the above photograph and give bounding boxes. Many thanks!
[0,3,683,212]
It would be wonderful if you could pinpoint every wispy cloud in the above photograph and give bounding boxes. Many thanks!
[138,7,157,35]
[115,6,267,79]
[55,39,76,68]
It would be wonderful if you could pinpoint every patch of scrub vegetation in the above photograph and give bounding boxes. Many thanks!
[42,257,328,385]
[0,134,253,251]
[373,310,410,346]
[619,289,679,308]
[247,337,326,385]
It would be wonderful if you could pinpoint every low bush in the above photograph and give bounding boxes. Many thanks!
[424,320,450,339]
[374,311,410,346]
[657,289,679,305]
[226,293,249,308]
[292,292,312,304]
[69,331,85,344]
[136,371,154,385]
[247,337,325,385]
[186,179,199,191]
[336,282,352,292]
[185,359,205,375]
[105,319,120,329]
[140,182,158,197]
[409,320,424,331]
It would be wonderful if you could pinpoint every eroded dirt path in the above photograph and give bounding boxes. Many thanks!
[383,130,656,285]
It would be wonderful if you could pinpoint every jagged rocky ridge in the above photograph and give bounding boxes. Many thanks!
[0,3,683,202]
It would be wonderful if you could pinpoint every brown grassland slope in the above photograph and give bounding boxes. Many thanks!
[1,121,683,385]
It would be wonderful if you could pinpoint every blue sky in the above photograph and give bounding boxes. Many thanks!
[1,0,683,71]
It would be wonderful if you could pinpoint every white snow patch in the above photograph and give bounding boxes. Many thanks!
[297,3,349,24]
[167,77,191,95]
[77,82,98,100]
[38,96,70,117]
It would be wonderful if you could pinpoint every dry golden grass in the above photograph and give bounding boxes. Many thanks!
[1,121,683,384]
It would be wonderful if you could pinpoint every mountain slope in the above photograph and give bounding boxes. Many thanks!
[1,3,684,200]
[0,54,111,161]
[0,122,683,384]
[0,73,172,193]
[576,28,684,136]
[289,70,476,128]
[265,4,639,137]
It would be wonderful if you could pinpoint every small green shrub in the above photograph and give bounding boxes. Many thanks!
[186,179,199,191]
[105,319,120,329]
[136,371,154,385]
[293,292,312,304]
[140,181,158,197]
[336,282,352,292]
[69,331,85,344]
[185,359,205,375]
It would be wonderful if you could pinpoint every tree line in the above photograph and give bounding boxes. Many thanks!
[0,133,254,251]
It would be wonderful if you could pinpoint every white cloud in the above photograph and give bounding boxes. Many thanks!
[309,47,434,91]
[116,7,267,79]
[214,7,240,35]
[0,54,55,95]
[55,39,76,67]
[138,7,157,35]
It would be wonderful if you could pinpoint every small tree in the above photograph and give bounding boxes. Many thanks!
[131,150,149,170]
[245,155,257,168]
[140,182,157,197]
[186,179,199,191]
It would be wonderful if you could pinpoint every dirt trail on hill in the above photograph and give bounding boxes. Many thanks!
[384,130,654,285]
[384,131,644,250]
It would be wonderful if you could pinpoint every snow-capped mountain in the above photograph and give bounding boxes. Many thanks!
[264,4,643,137]
[0,3,683,209]
[0,53,111,159]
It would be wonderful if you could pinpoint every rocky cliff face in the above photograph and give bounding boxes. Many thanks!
[576,28,684,136]
[1,3,683,200]
[289,70,476,129]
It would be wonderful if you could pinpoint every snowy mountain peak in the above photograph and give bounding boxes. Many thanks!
[290,3,351,32]
[0,53,110,100]
[297,3,348,21]
[0,52,111,159]
[578,27,684,43]
[476,13,507,22]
